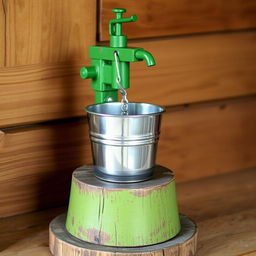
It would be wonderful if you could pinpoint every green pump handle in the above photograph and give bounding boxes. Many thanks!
[109,9,137,48]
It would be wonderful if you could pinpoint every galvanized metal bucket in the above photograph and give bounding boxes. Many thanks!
[86,102,165,182]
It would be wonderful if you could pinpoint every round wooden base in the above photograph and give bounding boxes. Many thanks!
[49,214,197,256]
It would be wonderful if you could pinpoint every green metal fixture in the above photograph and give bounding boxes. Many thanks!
[80,8,155,103]
[64,8,181,248]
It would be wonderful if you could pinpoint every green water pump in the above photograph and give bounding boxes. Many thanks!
[80,8,155,104]
[49,8,198,255]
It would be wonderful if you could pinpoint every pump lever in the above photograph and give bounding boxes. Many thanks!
[109,8,137,36]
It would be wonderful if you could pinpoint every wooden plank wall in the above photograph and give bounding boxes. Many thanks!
[0,0,96,217]
[0,0,5,67]
[1,32,255,127]
[0,0,96,127]
[6,0,95,66]
[129,32,256,105]
[0,0,256,217]
[99,0,256,40]
[1,97,256,217]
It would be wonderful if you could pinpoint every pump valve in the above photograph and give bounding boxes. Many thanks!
[109,9,137,37]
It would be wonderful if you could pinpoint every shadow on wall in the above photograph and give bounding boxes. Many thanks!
[36,63,93,210]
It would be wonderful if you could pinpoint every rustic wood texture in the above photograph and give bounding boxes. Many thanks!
[177,169,256,256]
[65,166,180,246]
[0,168,255,255]
[0,120,92,217]
[0,0,96,128]
[0,1,5,67]
[0,96,256,217]
[99,0,256,40]
[159,97,256,181]
[0,32,255,127]
[0,63,94,127]
[128,32,256,107]
[5,0,96,66]
[49,214,197,256]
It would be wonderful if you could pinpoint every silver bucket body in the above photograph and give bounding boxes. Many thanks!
[86,102,165,182]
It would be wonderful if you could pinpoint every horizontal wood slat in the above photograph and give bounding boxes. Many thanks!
[159,97,256,181]
[100,0,256,40]
[0,1,5,67]
[129,32,256,106]
[0,96,256,217]
[0,63,94,127]
[5,0,96,67]
[1,32,255,127]
[0,120,92,217]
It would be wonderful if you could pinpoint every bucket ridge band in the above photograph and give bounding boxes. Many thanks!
[90,132,160,146]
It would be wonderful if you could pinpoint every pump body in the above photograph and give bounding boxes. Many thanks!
[80,8,155,103]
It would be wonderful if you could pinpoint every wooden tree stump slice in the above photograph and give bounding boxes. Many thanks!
[49,214,197,256]
[65,165,181,247]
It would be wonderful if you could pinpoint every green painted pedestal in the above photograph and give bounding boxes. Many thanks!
[65,165,181,247]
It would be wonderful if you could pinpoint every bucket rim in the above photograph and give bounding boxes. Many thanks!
[85,102,165,117]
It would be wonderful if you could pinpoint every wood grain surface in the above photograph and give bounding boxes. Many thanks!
[128,32,256,107]
[0,96,256,217]
[0,168,255,255]
[0,120,92,217]
[49,214,197,256]
[178,169,256,256]
[0,0,96,128]
[0,63,94,127]
[99,0,256,40]
[1,32,255,127]
[5,0,96,66]
[0,0,5,67]
[158,97,256,181]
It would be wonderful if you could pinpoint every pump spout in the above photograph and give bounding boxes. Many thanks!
[135,50,156,66]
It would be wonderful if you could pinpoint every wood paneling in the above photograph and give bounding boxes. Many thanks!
[0,63,94,127]
[0,96,256,217]
[0,0,6,67]
[129,32,256,107]
[100,0,256,40]
[1,32,255,128]
[0,0,97,128]
[0,119,92,217]
[0,168,256,255]
[5,0,95,66]
[159,97,256,181]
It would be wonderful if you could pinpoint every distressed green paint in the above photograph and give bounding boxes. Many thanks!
[66,177,180,246]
